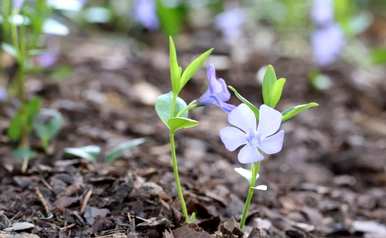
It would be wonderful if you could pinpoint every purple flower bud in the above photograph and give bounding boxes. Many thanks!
[198,65,235,113]
[220,104,284,164]
[133,0,159,30]
[214,8,246,41]
[311,23,345,67]
[13,0,25,10]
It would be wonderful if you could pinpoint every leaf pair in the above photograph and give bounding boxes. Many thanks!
[228,64,318,122]
[155,92,198,133]
[169,37,213,96]
[262,65,286,108]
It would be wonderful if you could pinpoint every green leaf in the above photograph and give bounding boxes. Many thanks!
[262,65,277,107]
[155,92,188,127]
[106,138,145,162]
[64,145,101,161]
[179,48,213,93]
[270,78,286,108]
[8,113,24,141]
[282,102,319,121]
[228,85,259,119]
[371,48,386,65]
[12,147,36,161]
[156,0,184,36]
[186,212,197,224]
[309,73,332,91]
[8,97,42,141]
[33,109,63,149]
[167,117,198,132]
[1,43,17,57]
[169,37,181,94]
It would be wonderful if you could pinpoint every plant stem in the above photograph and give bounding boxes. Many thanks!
[20,135,30,173]
[239,162,260,230]
[170,93,177,117]
[169,131,189,222]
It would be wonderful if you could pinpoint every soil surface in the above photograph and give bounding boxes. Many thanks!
[1,31,386,238]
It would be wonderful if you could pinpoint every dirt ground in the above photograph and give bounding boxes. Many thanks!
[1,31,386,238]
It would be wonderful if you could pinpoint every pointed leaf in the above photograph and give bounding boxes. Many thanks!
[1,43,17,57]
[179,48,213,93]
[262,65,277,107]
[8,97,42,141]
[167,117,198,132]
[155,92,188,127]
[270,78,286,108]
[64,145,101,161]
[282,102,319,121]
[228,85,259,119]
[33,109,63,149]
[169,37,181,94]
[106,138,145,162]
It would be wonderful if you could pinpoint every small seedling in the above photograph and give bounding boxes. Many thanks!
[219,65,318,229]
[155,37,212,223]
[7,97,41,172]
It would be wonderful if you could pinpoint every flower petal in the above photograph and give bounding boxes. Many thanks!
[257,104,282,138]
[238,144,264,164]
[220,102,236,113]
[217,78,231,101]
[234,167,260,182]
[253,185,268,191]
[259,129,284,154]
[207,65,222,94]
[228,104,256,133]
[219,127,247,151]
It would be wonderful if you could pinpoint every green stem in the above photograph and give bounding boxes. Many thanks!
[240,162,260,230]
[16,62,26,102]
[20,135,30,173]
[169,131,189,222]
[170,93,177,118]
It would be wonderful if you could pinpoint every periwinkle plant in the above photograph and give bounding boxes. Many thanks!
[220,65,318,229]
[155,39,317,228]
[155,37,212,223]
[2,0,63,172]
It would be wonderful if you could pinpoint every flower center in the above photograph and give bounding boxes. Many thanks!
[247,131,261,147]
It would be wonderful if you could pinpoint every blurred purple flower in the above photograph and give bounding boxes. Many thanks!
[311,0,345,66]
[220,104,284,164]
[34,50,58,68]
[312,23,345,66]
[133,0,159,30]
[0,87,7,102]
[311,0,334,26]
[198,65,235,113]
[214,8,246,41]
[13,0,25,9]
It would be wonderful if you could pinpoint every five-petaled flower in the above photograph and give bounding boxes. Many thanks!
[220,104,284,164]
[198,65,235,113]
